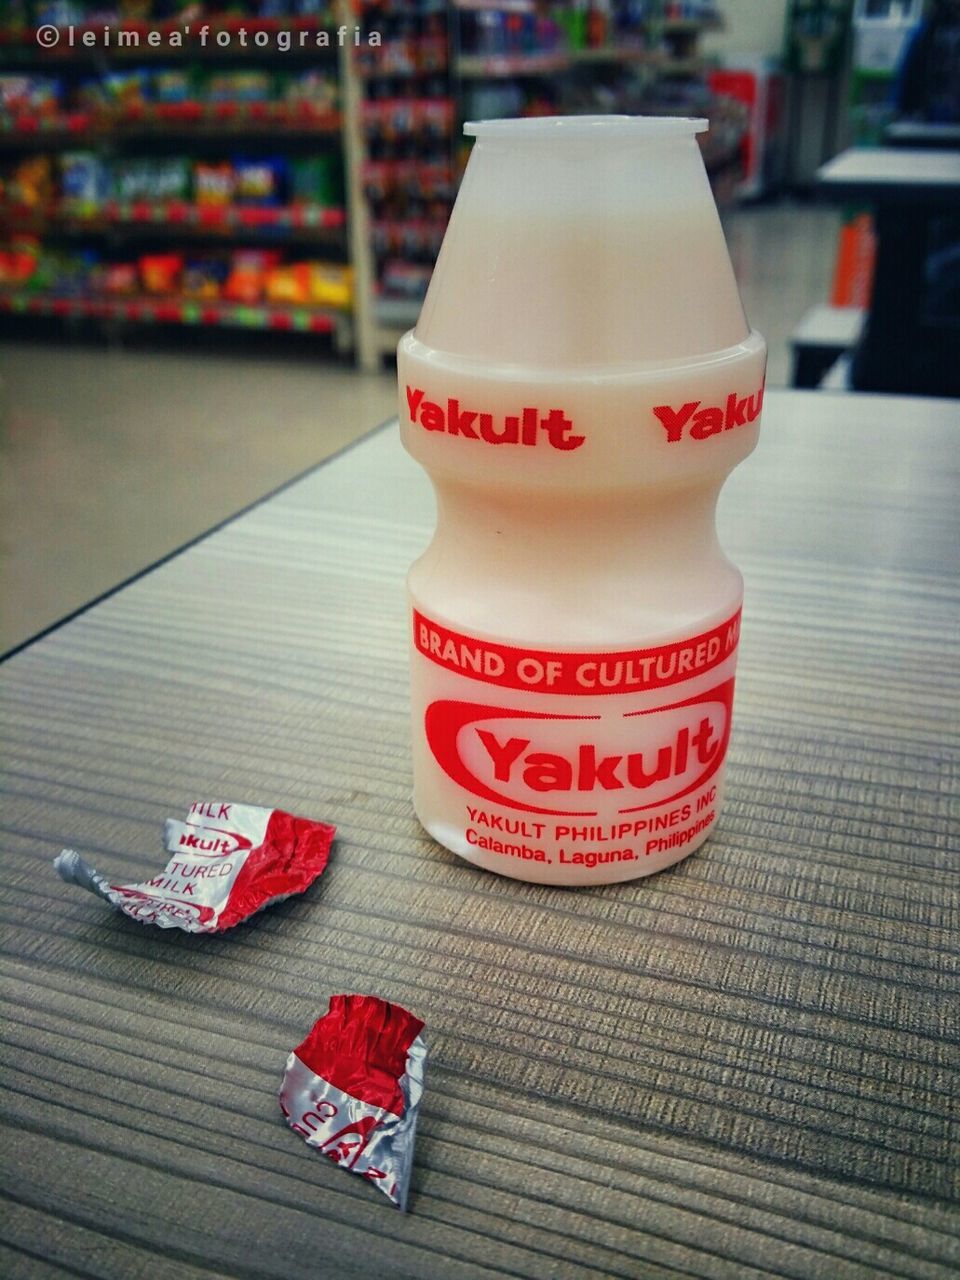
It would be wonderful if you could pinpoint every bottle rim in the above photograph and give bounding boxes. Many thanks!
[463,115,709,141]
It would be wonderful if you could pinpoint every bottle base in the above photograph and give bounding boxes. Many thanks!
[418,812,714,886]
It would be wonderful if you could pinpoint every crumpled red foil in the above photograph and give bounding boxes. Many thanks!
[54,800,335,932]
[280,995,427,1210]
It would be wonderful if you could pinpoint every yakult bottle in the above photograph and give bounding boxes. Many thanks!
[398,117,765,885]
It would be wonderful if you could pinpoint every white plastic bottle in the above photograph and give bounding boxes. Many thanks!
[398,117,765,885]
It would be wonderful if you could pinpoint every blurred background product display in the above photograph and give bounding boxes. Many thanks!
[0,0,802,363]
[1,1,957,649]
[0,1,756,361]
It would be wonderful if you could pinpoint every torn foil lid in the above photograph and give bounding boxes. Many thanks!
[280,995,427,1210]
[55,800,335,932]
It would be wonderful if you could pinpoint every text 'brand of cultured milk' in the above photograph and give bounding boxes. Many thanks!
[398,116,766,885]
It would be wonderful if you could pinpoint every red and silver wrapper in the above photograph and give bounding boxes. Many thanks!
[280,995,427,1211]
[54,800,335,932]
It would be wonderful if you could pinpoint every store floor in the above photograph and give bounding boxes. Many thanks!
[1,200,839,653]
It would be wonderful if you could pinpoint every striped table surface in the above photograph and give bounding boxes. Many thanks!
[2,390,958,1278]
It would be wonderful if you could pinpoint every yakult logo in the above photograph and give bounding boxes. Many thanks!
[654,384,764,442]
[425,681,734,817]
[406,386,584,450]
[176,826,252,857]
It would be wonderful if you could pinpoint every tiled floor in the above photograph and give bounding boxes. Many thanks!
[0,200,840,653]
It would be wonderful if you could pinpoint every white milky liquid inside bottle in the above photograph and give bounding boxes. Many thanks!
[398,116,766,885]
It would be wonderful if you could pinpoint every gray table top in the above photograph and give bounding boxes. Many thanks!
[885,122,960,149]
[817,146,960,204]
[2,389,958,1279]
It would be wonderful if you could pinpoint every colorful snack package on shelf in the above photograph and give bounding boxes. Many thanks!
[55,800,336,933]
[387,97,416,139]
[265,261,312,306]
[23,245,57,291]
[223,249,280,303]
[139,252,183,295]
[101,70,150,111]
[112,157,191,204]
[112,158,154,203]
[151,68,194,105]
[284,70,338,113]
[38,76,63,117]
[380,259,431,303]
[9,155,53,209]
[419,98,455,144]
[194,162,235,206]
[207,71,274,104]
[0,76,30,117]
[182,256,228,300]
[0,75,61,119]
[60,152,109,213]
[56,248,98,297]
[102,262,139,295]
[2,235,40,284]
[75,76,107,113]
[280,996,426,1211]
[361,159,391,204]
[309,262,353,310]
[150,156,192,202]
[86,259,109,293]
[0,250,19,287]
[556,4,587,49]
[291,155,341,207]
[233,156,286,206]
[31,247,89,297]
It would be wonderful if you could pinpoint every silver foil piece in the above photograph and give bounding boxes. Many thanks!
[280,1032,427,1210]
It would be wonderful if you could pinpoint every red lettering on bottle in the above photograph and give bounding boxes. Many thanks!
[690,406,724,439]
[413,608,740,696]
[577,745,623,791]
[405,386,584,451]
[654,383,764,443]
[446,398,478,438]
[652,400,699,442]
[476,731,529,781]
[405,385,424,419]
[424,681,735,818]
